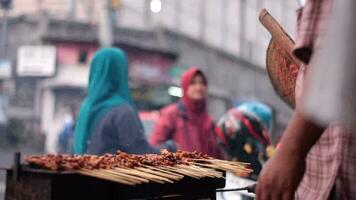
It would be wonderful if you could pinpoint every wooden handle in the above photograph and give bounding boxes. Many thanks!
[259,9,301,65]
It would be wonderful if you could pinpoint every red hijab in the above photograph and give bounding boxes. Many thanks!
[181,67,213,131]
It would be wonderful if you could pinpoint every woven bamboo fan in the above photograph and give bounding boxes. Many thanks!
[260,9,301,108]
[266,38,299,108]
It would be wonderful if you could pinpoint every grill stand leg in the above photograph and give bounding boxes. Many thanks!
[209,191,216,200]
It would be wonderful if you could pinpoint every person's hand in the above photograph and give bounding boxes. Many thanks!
[256,146,305,200]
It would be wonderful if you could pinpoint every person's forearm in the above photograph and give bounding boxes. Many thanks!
[280,109,325,158]
[256,109,323,200]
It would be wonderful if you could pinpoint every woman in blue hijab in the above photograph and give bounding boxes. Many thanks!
[74,48,175,155]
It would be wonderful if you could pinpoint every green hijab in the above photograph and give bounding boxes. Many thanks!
[74,48,133,154]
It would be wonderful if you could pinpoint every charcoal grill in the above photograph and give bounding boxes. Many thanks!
[3,153,225,200]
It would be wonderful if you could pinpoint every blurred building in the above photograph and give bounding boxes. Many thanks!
[8,0,299,67]
[0,0,300,152]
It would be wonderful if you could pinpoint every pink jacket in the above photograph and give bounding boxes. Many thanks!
[149,102,226,159]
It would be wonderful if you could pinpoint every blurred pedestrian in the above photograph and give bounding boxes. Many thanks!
[216,102,272,180]
[58,104,77,154]
[256,0,356,199]
[74,48,175,155]
[149,67,225,159]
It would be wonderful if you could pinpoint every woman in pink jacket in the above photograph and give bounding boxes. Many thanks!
[149,67,225,159]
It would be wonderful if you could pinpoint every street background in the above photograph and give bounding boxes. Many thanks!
[0,0,301,199]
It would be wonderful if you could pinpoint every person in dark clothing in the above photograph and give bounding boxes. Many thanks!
[58,119,75,153]
[58,104,77,154]
[74,48,175,155]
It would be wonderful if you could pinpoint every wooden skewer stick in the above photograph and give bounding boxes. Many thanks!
[212,163,251,173]
[95,170,143,184]
[78,169,135,185]
[193,158,250,166]
[175,165,217,178]
[193,159,250,167]
[193,162,251,175]
[160,166,202,179]
[211,159,251,166]
[174,165,206,175]
[103,169,150,183]
[155,166,194,178]
[221,162,253,172]
[135,167,182,181]
[89,169,143,184]
[193,162,218,169]
[111,168,160,183]
[130,168,175,183]
[190,166,224,178]
[115,168,164,184]
[143,165,185,178]
[186,165,224,178]
[202,160,250,170]
[176,165,218,176]
[113,167,172,183]
[188,164,221,173]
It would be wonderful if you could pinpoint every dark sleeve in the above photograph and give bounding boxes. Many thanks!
[112,105,162,154]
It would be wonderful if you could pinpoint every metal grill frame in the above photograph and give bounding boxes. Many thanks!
[4,166,225,200]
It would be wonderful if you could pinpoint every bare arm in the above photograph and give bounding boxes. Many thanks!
[280,109,324,158]
[256,105,325,200]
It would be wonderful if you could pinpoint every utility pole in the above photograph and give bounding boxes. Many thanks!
[98,0,114,47]
[0,0,11,58]
[1,9,8,58]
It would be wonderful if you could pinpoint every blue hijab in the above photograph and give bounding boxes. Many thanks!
[74,48,134,154]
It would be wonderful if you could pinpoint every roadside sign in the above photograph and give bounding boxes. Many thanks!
[17,45,56,77]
